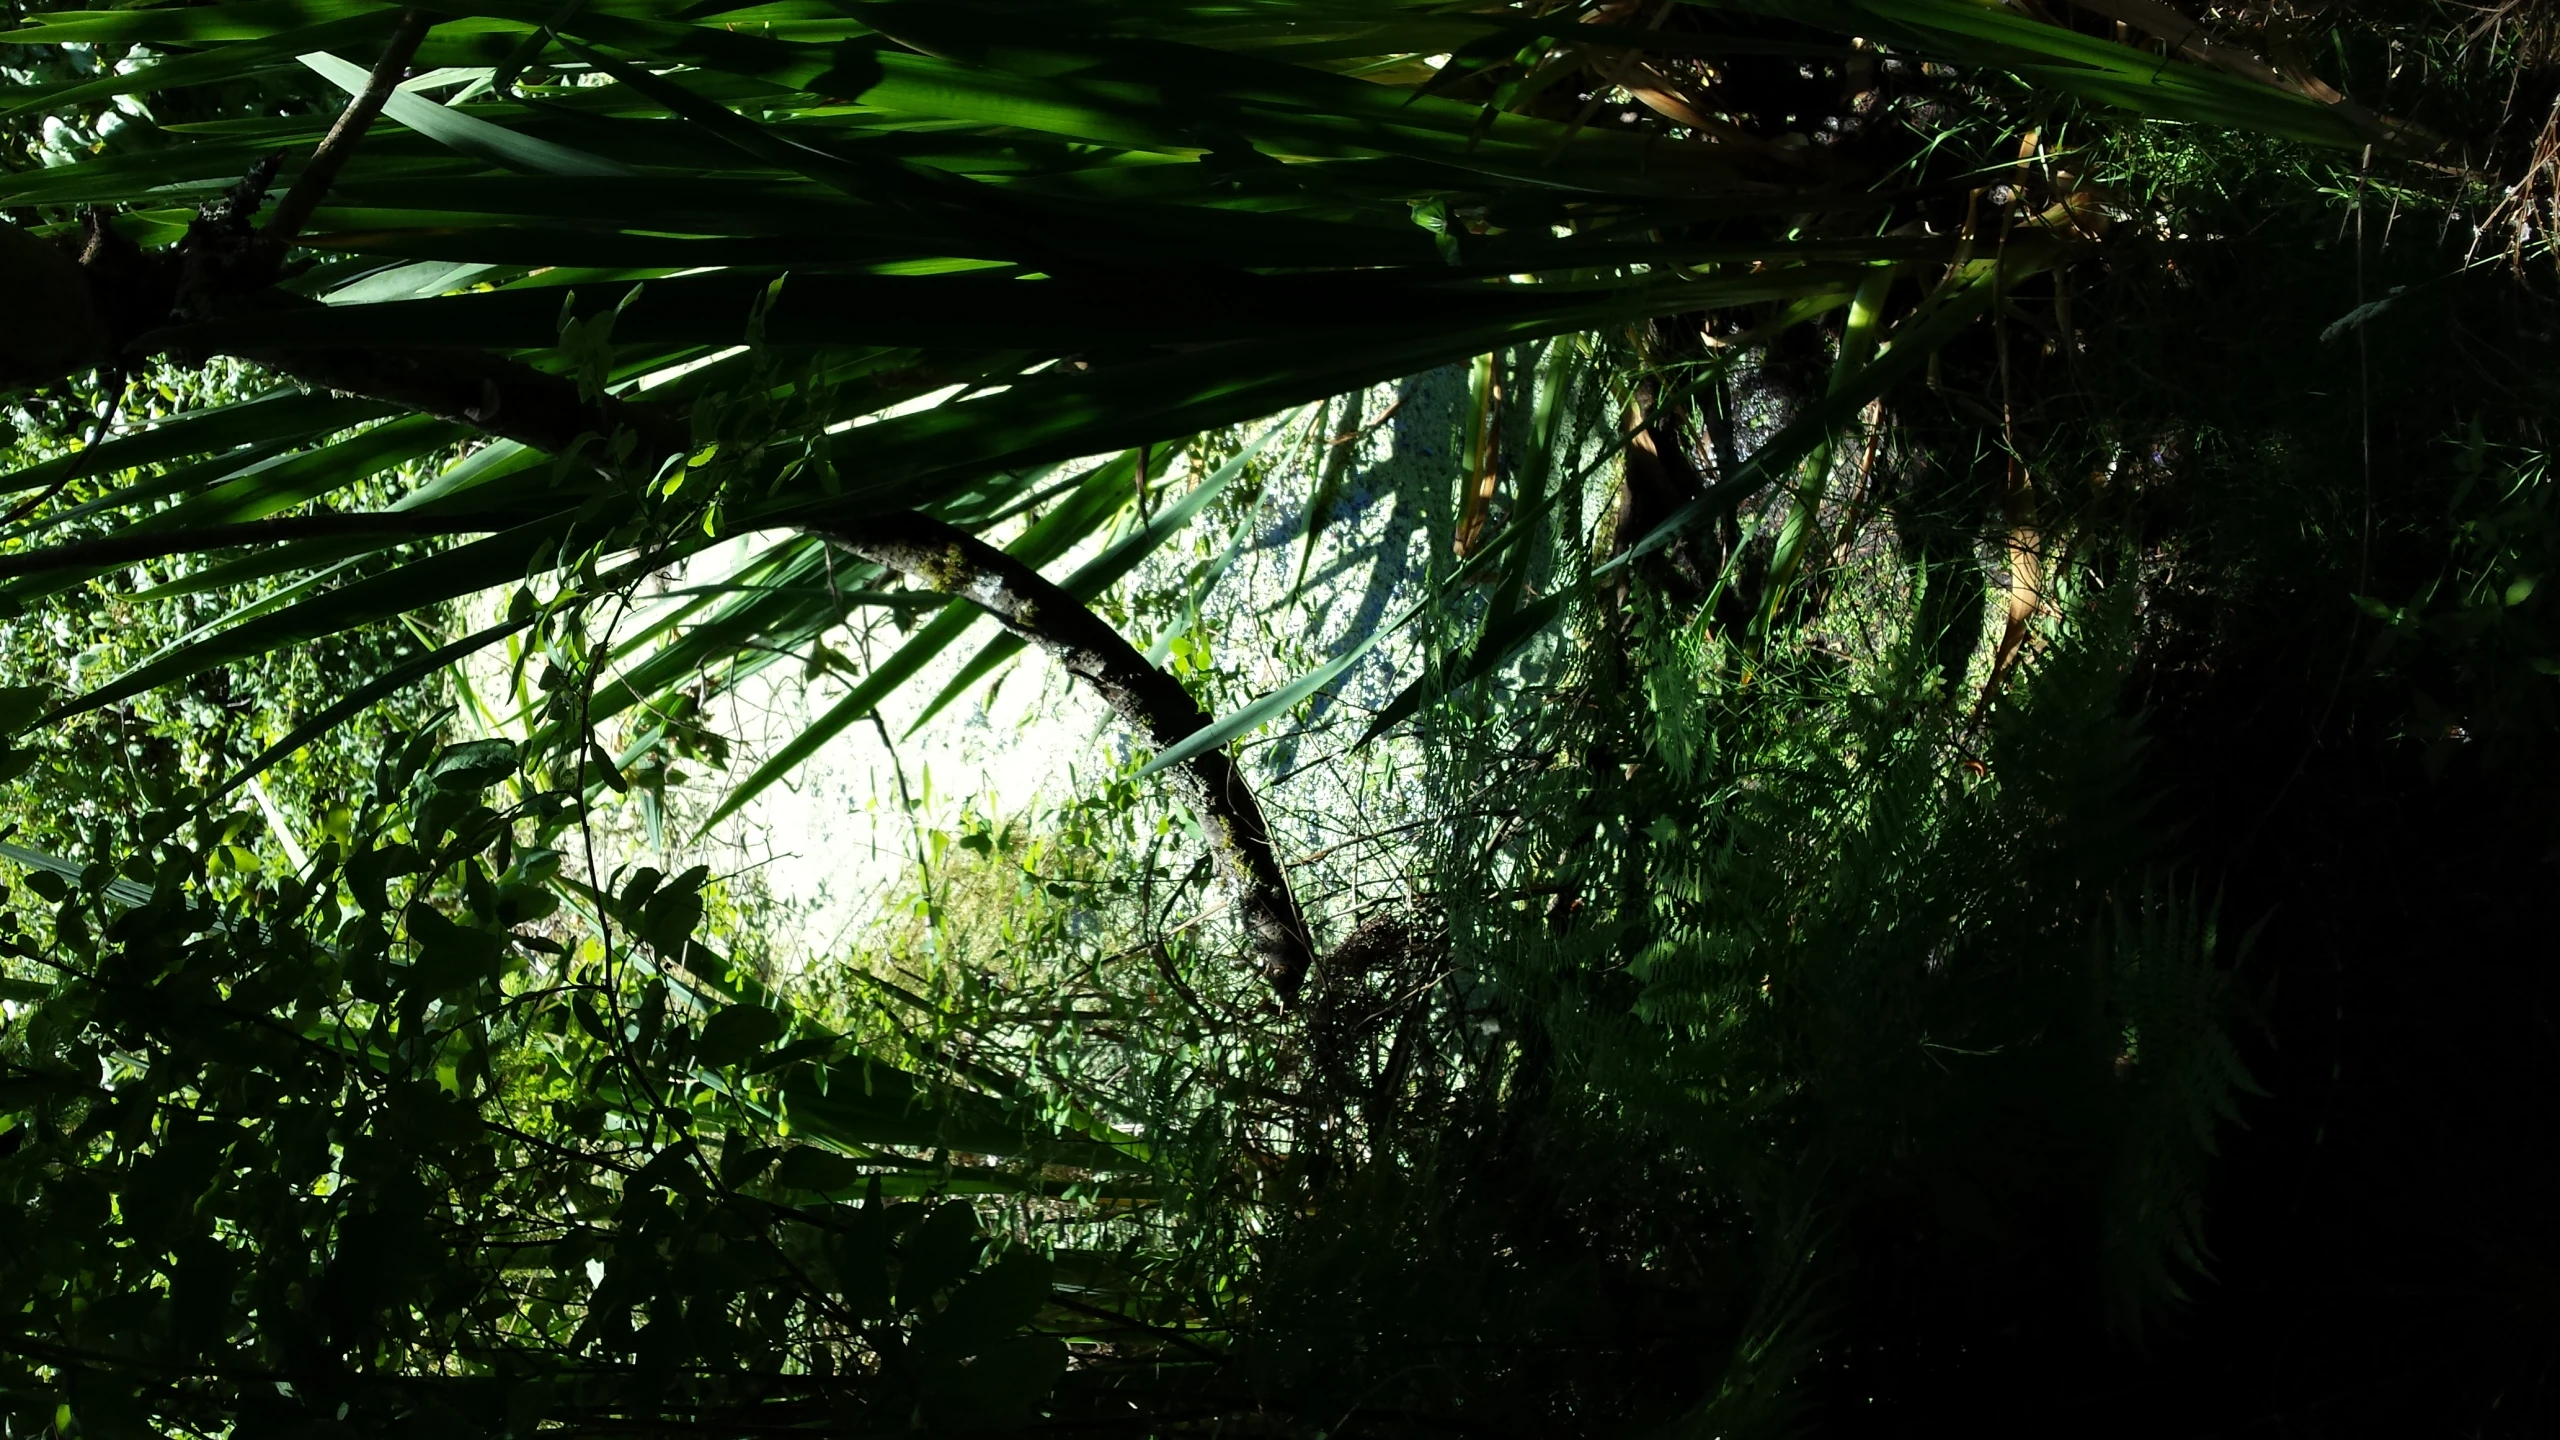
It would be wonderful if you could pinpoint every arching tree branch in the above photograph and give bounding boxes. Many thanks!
[0,10,1317,1001]
[261,9,435,254]
[809,511,1317,1005]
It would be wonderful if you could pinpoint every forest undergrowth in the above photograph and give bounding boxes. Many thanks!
[1,2,2555,1436]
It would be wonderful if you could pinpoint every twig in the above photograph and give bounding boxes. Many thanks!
[1327,393,1404,445]
[261,9,434,251]
[868,710,936,888]
[1146,939,1213,1021]
[0,375,128,530]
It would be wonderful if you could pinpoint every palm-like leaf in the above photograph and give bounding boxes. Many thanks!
[0,0,2370,806]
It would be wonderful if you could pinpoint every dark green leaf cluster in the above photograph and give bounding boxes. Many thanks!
[0,732,1085,1440]
[0,0,2377,788]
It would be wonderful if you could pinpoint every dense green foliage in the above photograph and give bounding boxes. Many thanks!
[0,740,1092,1437]
[3,1,2557,1437]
